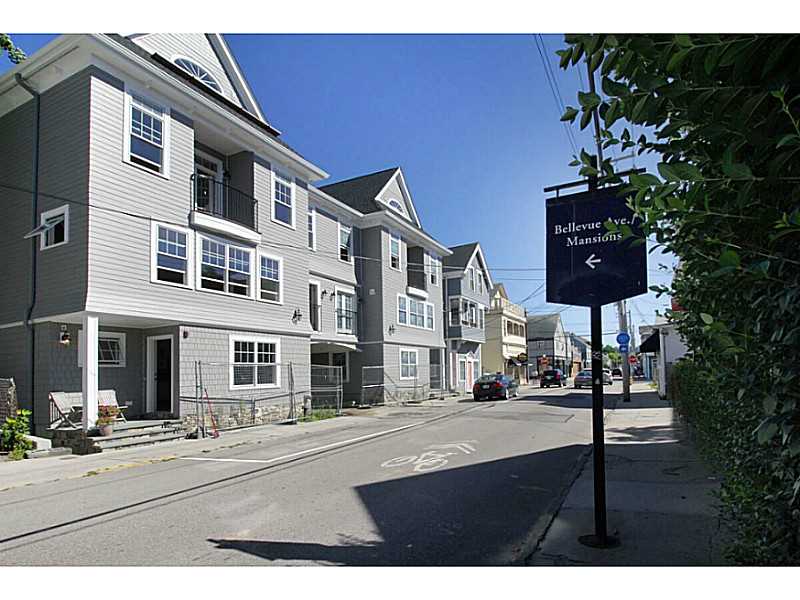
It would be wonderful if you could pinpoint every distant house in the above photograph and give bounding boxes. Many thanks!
[483,283,528,384]
[638,320,688,399]
[526,313,569,378]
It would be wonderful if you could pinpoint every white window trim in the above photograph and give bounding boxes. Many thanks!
[399,347,419,381]
[228,334,281,390]
[397,293,435,331]
[307,206,317,251]
[150,221,194,289]
[428,254,440,287]
[257,251,284,305]
[389,232,401,271]
[335,285,356,335]
[380,196,408,217]
[271,166,296,230]
[122,85,171,180]
[196,234,255,300]
[467,267,475,291]
[329,351,351,384]
[78,330,127,368]
[338,222,353,264]
[308,279,323,333]
[39,204,69,251]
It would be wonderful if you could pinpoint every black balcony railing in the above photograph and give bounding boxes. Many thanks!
[336,309,357,335]
[191,174,258,232]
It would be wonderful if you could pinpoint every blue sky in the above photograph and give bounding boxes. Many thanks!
[3,33,674,344]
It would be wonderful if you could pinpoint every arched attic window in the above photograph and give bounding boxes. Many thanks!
[173,57,223,95]
[387,198,406,215]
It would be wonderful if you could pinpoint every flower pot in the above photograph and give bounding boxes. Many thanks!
[98,423,114,437]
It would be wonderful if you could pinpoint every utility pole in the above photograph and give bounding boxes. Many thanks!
[618,300,631,402]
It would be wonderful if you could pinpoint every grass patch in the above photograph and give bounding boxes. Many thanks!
[299,409,338,423]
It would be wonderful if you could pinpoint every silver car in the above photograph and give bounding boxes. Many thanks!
[574,369,612,388]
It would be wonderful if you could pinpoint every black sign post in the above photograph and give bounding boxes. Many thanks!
[544,182,646,549]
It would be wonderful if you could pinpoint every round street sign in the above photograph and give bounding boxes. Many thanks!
[616,332,630,345]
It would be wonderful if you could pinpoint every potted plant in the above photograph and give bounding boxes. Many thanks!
[96,405,119,437]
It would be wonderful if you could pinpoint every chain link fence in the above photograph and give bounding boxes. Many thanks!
[307,365,343,420]
[360,364,445,407]
[179,361,304,434]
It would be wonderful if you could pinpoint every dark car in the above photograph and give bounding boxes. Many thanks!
[540,369,567,388]
[575,369,612,387]
[473,374,519,401]
[611,367,623,378]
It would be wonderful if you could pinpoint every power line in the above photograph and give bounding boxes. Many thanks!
[532,34,579,157]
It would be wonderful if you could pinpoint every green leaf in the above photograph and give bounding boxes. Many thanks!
[560,106,579,122]
[630,173,661,188]
[557,48,572,70]
[719,249,741,269]
[776,134,800,148]
[580,108,593,130]
[756,419,779,445]
[631,95,649,122]
[722,161,754,180]
[666,48,691,74]
[578,91,601,109]
[763,395,778,415]
[674,34,693,48]
[601,76,629,98]
[700,313,714,324]
[589,50,603,74]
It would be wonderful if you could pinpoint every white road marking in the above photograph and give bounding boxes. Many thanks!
[179,411,476,465]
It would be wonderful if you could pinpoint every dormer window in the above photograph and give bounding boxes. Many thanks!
[173,57,223,94]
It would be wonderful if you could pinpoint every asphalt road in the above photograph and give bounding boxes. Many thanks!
[0,383,623,566]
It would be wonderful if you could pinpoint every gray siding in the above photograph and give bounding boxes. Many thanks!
[0,69,91,324]
[308,274,358,344]
[307,199,358,287]
[85,74,312,337]
[130,34,243,108]
[376,176,415,225]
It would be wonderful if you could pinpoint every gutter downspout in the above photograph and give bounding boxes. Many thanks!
[16,73,40,431]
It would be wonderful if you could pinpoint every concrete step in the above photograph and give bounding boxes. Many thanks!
[89,425,183,443]
[111,419,182,432]
[93,431,187,451]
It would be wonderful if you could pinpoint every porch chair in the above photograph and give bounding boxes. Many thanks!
[48,391,84,429]
[98,389,128,422]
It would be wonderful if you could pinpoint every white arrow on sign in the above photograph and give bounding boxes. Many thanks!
[585,253,602,269]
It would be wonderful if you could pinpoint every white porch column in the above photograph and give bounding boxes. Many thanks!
[81,313,99,431]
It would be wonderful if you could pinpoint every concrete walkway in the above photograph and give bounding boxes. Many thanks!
[529,389,729,566]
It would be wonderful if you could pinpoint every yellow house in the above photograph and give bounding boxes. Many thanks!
[483,284,528,383]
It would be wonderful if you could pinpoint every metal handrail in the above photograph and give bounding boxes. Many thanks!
[190,174,258,232]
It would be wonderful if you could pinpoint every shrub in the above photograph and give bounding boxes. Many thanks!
[1,409,33,460]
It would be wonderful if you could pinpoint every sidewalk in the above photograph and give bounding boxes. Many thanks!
[529,389,729,566]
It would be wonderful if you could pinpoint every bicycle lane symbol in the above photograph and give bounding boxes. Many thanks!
[380,441,477,473]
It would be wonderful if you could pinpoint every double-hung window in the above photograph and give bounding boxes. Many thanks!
[400,349,418,380]
[200,237,251,297]
[428,255,440,286]
[272,168,294,227]
[389,234,401,270]
[307,207,316,250]
[231,338,278,388]
[461,299,470,326]
[426,304,435,330]
[468,267,475,291]
[259,255,282,303]
[409,298,425,328]
[336,290,356,334]
[153,224,188,286]
[450,298,460,326]
[398,295,408,325]
[128,93,167,174]
[477,273,483,294]
[339,224,352,263]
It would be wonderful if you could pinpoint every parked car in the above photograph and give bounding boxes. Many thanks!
[540,369,567,388]
[611,367,623,378]
[573,370,592,389]
[473,374,519,401]
[574,369,612,388]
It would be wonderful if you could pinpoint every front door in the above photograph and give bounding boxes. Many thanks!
[155,338,172,413]
[194,151,223,215]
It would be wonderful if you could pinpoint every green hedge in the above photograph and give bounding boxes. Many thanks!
[670,360,800,564]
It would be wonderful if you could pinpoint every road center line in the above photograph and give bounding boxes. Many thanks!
[178,405,485,465]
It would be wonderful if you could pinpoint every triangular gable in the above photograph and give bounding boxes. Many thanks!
[467,243,494,290]
[493,283,509,301]
[375,168,422,228]
[127,33,265,122]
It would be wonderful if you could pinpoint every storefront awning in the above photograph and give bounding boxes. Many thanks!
[639,331,660,353]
